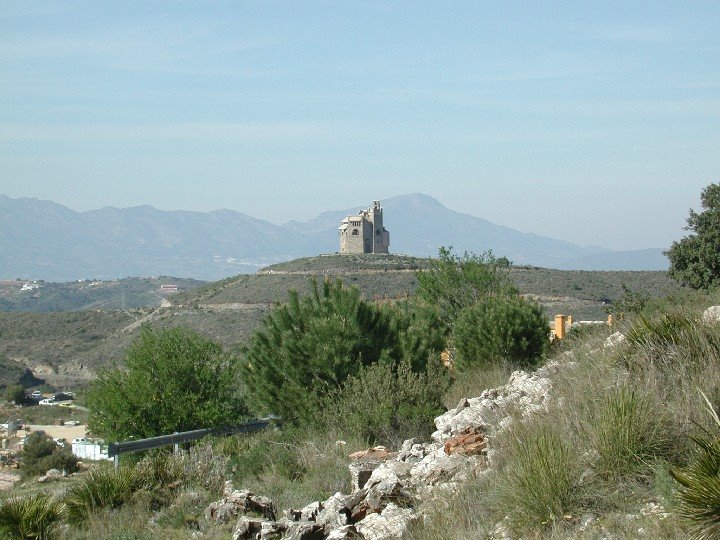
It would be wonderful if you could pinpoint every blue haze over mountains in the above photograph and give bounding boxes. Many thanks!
[0,194,668,282]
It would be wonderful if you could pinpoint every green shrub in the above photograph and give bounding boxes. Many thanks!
[87,326,247,441]
[4,384,25,405]
[494,425,580,533]
[453,295,548,371]
[21,432,78,477]
[66,503,157,540]
[227,429,306,485]
[442,363,513,409]
[153,491,207,532]
[606,283,652,319]
[592,386,672,479]
[65,467,149,526]
[415,247,518,336]
[133,453,187,508]
[135,453,184,491]
[623,310,720,380]
[0,493,64,540]
[324,358,450,447]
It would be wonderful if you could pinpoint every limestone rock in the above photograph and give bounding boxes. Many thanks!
[224,480,235,497]
[315,490,367,529]
[232,517,263,540]
[260,520,286,538]
[37,468,64,483]
[365,476,405,513]
[603,331,626,349]
[223,359,570,540]
[397,439,426,464]
[443,426,487,456]
[432,365,556,443]
[408,447,474,489]
[287,501,323,522]
[355,503,414,540]
[205,489,277,523]
[348,446,396,492]
[348,446,393,462]
[283,521,325,539]
[703,305,720,323]
[325,525,364,539]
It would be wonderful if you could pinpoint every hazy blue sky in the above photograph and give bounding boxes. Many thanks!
[1,1,718,251]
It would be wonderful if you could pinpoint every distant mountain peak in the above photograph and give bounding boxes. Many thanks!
[0,193,668,280]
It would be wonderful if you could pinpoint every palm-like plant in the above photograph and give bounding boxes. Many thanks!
[671,392,720,540]
[0,493,64,539]
[64,467,148,526]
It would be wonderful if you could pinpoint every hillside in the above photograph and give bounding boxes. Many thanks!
[1,194,668,282]
[0,255,681,390]
[0,276,204,312]
[174,254,680,319]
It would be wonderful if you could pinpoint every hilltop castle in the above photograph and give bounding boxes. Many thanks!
[338,201,390,254]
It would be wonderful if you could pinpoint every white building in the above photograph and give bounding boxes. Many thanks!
[71,438,112,461]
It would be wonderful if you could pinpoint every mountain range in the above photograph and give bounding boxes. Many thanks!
[0,193,668,281]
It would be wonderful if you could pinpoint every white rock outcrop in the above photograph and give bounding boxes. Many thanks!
[219,361,565,540]
[603,331,626,349]
[703,305,720,323]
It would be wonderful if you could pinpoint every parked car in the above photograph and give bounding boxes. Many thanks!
[63,420,81,426]
[39,398,57,406]
[29,391,43,400]
[53,393,74,401]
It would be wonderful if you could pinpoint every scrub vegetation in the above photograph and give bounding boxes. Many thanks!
[9,181,720,538]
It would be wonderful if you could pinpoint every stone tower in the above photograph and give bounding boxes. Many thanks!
[338,200,390,254]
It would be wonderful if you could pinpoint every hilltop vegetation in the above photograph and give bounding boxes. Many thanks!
[0,254,681,392]
[175,254,679,321]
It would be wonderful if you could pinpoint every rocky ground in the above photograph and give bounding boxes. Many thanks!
[203,361,564,540]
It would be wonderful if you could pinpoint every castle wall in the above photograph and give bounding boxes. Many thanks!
[339,215,369,254]
[339,201,390,255]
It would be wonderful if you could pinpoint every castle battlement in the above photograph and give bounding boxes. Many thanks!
[338,200,390,254]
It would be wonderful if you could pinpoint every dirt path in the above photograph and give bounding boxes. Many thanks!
[27,424,87,441]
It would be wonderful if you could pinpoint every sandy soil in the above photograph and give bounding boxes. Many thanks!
[25,424,87,442]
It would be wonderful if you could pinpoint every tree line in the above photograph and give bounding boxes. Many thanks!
[85,247,549,444]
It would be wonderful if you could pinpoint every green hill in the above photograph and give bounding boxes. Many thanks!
[0,254,682,390]
[173,254,680,320]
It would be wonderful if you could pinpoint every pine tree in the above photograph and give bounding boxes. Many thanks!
[242,279,441,424]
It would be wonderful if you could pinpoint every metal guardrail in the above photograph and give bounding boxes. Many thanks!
[108,418,278,468]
